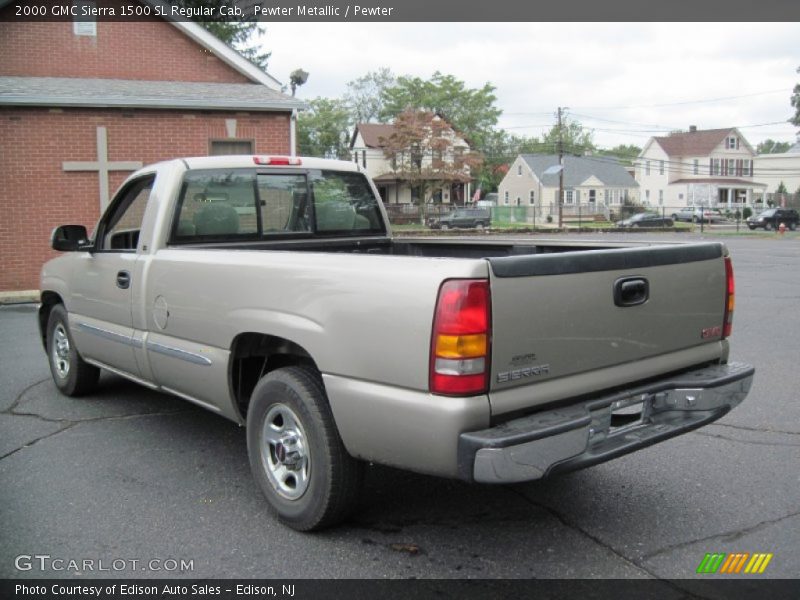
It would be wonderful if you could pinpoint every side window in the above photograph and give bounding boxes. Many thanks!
[100,176,154,251]
[172,169,259,241]
[310,170,384,234]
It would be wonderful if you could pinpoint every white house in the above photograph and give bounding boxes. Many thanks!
[753,137,800,197]
[349,119,473,205]
[636,127,766,208]
[498,154,639,215]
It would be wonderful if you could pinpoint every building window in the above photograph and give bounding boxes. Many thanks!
[516,197,521,206]
[693,159,699,175]
[679,193,684,200]
[710,159,720,176]
[645,161,650,176]
[727,136,739,149]
[604,189,610,203]
[727,159,735,176]
[504,191,509,205]
[73,1,97,37]
[210,140,254,155]
[658,190,664,205]
[517,164,522,176]
[659,160,664,175]
[565,190,574,204]
[744,160,752,177]
[362,151,367,169]
[645,190,650,203]
[529,190,535,204]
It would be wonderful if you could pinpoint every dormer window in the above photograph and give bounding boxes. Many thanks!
[726,136,739,150]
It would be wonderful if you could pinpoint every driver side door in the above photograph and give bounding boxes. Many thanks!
[68,175,155,380]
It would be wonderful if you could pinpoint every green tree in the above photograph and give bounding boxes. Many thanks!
[541,117,596,156]
[296,98,351,159]
[174,1,270,70]
[344,68,396,124]
[599,144,642,166]
[380,72,501,148]
[777,181,788,194]
[474,131,544,192]
[792,65,800,127]
[756,139,792,154]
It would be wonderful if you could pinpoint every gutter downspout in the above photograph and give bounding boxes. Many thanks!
[290,109,298,157]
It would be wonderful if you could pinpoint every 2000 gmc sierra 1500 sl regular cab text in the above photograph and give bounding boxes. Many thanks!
[40,156,754,530]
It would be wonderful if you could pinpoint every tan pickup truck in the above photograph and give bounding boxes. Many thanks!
[40,155,754,530]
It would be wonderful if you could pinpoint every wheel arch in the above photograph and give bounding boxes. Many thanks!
[38,291,64,349]
[228,332,322,423]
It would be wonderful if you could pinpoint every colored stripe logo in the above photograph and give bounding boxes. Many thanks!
[696,552,773,574]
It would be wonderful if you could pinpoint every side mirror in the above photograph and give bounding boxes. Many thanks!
[51,225,91,252]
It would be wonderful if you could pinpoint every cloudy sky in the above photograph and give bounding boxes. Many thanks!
[259,22,799,150]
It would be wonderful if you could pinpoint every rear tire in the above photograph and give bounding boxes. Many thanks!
[246,366,363,531]
[46,304,100,396]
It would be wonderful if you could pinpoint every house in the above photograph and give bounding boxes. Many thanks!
[349,116,475,206]
[498,154,639,217]
[0,3,304,294]
[752,136,800,200]
[635,126,766,209]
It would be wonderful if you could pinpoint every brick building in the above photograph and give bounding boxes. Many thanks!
[0,6,303,293]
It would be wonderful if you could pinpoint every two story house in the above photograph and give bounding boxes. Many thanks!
[636,127,766,208]
[349,116,475,206]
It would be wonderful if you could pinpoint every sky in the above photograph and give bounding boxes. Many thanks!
[258,22,800,151]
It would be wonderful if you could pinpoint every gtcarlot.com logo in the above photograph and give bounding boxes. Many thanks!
[14,554,194,573]
[696,552,773,574]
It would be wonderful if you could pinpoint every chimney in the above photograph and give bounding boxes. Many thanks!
[689,125,697,133]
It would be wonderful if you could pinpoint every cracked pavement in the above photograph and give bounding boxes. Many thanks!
[1,236,798,583]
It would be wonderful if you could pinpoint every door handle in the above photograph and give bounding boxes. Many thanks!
[614,277,649,307]
[116,270,131,290]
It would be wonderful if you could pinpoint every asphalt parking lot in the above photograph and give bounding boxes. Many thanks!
[1,232,798,584]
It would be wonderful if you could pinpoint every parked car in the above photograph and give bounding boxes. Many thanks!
[616,212,674,228]
[671,207,725,223]
[429,208,491,229]
[746,208,799,231]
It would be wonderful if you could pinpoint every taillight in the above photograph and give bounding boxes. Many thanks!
[722,256,735,339]
[253,156,302,166]
[430,279,491,396]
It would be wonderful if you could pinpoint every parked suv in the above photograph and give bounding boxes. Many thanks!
[746,208,799,231]
[429,208,491,230]
[671,207,725,223]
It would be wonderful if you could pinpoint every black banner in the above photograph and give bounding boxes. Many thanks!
[2,0,800,22]
[3,579,800,600]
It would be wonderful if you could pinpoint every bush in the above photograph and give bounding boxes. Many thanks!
[546,215,553,224]
[742,207,752,220]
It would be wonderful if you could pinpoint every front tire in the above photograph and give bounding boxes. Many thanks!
[764,222,773,231]
[46,304,100,396]
[246,366,363,531]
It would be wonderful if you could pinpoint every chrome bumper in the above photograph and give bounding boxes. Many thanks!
[457,362,754,483]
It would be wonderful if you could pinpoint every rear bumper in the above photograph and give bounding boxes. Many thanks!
[457,362,754,483]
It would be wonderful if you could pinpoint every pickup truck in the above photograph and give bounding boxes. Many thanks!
[40,155,754,531]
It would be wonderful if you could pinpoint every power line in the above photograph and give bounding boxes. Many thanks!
[569,88,792,111]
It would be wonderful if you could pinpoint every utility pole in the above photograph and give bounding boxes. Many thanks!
[557,106,565,229]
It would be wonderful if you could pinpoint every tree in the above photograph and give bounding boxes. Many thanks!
[174,1,271,70]
[756,139,792,154]
[381,110,483,222]
[599,144,642,166]
[541,117,596,156]
[792,65,800,127]
[296,98,351,159]
[474,131,544,192]
[776,181,788,194]
[380,72,501,148]
[343,68,396,124]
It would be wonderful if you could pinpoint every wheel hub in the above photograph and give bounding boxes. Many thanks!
[51,324,71,378]
[261,404,310,500]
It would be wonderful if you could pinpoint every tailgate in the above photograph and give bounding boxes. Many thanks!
[487,243,727,415]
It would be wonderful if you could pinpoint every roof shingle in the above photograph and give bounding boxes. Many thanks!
[652,128,733,157]
[521,154,638,187]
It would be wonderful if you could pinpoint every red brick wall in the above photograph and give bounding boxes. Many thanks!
[0,14,250,83]
[0,107,291,291]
